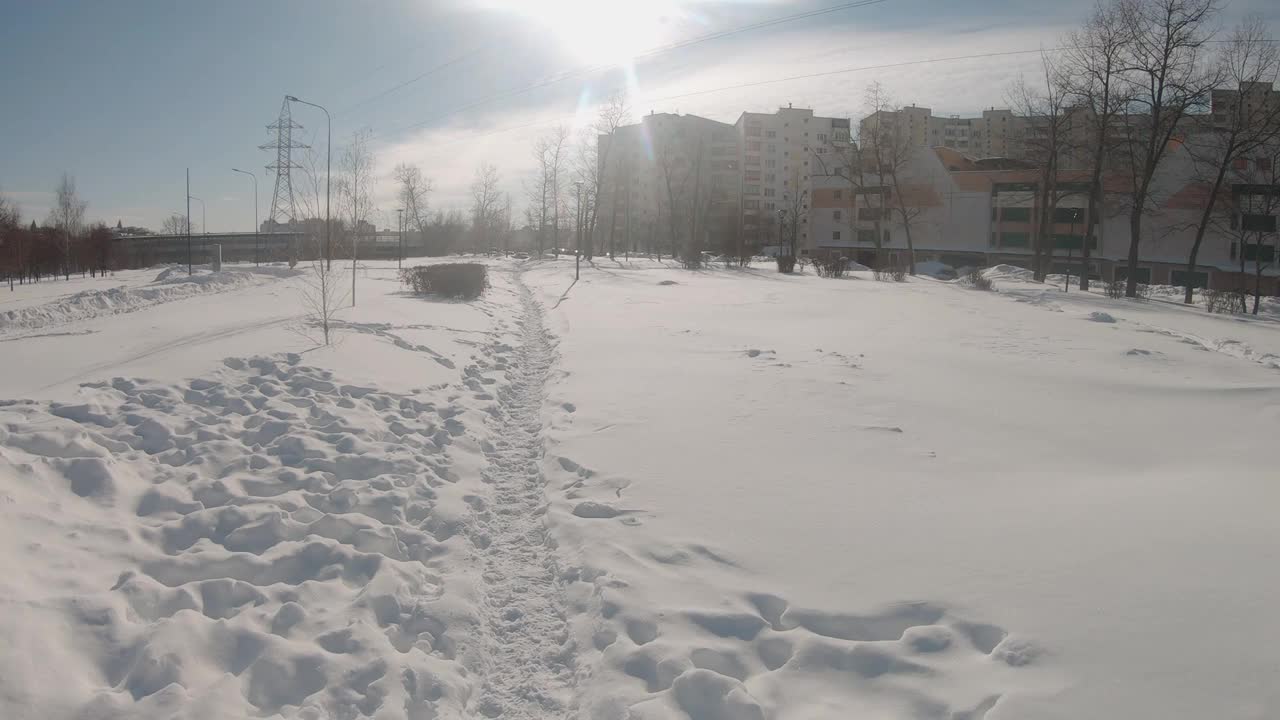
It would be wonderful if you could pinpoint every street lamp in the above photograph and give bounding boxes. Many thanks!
[232,168,259,266]
[188,194,206,264]
[286,95,331,270]
[573,180,584,281]
[397,209,404,270]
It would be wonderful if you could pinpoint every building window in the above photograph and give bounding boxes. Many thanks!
[1256,157,1272,172]
[766,130,776,138]
[832,231,841,241]
[768,144,776,153]
[746,125,762,137]
[765,173,775,182]
[817,133,828,143]
[1242,214,1278,232]
[999,232,1030,248]
[747,141,762,151]
[1001,207,1032,222]
[858,208,882,221]
[1233,157,1249,171]
[763,188,775,197]
[1243,243,1277,263]
[834,190,843,199]
[1171,269,1208,288]
[765,158,776,168]
[744,184,760,195]
[857,229,877,243]
[1052,234,1095,250]
[883,230,891,244]
[1053,207,1085,224]
[1114,266,1151,283]
[833,210,842,221]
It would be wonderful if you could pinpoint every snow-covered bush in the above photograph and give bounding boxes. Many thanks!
[965,268,995,291]
[812,256,848,279]
[401,263,488,299]
[776,255,796,274]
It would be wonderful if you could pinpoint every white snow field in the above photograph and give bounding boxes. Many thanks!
[0,257,1276,720]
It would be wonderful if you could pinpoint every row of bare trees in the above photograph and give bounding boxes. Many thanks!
[0,174,117,288]
[830,0,1278,306]
[1010,0,1279,301]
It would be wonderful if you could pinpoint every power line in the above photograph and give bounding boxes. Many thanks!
[372,0,892,139]
[647,47,1066,104]
[380,47,1060,157]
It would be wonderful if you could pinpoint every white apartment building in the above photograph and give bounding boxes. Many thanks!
[735,105,851,251]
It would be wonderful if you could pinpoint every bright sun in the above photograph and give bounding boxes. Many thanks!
[488,0,686,65]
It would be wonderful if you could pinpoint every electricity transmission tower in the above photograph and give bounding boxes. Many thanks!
[259,97,308,230]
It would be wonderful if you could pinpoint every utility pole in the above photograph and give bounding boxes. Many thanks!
[233,168,258,265]
[186,169,192,275]
[397,208,404,270]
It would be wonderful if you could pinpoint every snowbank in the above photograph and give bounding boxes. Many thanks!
[981,263,1035,282]
[0,266,300,334]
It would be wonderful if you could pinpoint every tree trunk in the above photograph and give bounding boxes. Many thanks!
[1184,159,1230,304]
[1125,208,1143,298]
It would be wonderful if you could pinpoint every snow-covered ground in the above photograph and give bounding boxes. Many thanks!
[0,258,1276,719]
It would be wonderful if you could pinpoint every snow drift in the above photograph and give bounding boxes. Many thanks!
[0,266,300,334]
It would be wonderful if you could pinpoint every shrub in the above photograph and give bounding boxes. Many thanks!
[891,267,907,282]
[400,263,488,299]
[776,255,797,273]
[1106,278,1152,300]
[965,268,995,291]
[679,248,704,270]
[813,256,849,279]
[1204,287,1245,314]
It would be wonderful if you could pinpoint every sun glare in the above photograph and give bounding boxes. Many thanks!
[490,0,686,65]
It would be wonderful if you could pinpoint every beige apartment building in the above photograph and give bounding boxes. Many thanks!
[860,106,1025,159]
[735,106,851,250]
[597,112,739,256]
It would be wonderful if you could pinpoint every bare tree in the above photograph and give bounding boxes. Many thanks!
[48,173,87,279]
[574,130,600,259]
[862,83,921,274]
[297,235,347,346]
[1180,17,1280,304]
[394,163,433,254]
[1064,0,1135,290]
[1117,0,1220,297]
[1008,52,1078,281]
[337,128,376,305]
[532,126,569,256]
[595,92,631,259]
[470,162,502,253]
[161,213,188,236]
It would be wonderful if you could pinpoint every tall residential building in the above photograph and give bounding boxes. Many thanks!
[860,106,1026,159]
[735,106,851,250]
[598,112,739,256]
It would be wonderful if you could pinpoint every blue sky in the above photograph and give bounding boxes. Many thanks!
[2,0,1275,233]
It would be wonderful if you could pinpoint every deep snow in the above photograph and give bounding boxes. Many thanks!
[0,257,1276,719]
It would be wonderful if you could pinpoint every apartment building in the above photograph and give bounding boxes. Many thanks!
[597,112,739,255]
[859,106,1026,159]
[736,105,851,251]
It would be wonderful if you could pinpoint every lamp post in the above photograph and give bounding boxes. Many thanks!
[232,168,259,266]
[397,208,404,270]
[186,168,192,275]
[286,95,331,270]
[573,180,583,281]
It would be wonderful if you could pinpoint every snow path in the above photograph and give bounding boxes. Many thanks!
[471,270,575,718]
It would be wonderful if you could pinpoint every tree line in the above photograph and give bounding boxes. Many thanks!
[0,174,115,288]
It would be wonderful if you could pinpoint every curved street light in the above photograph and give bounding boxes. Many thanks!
[286,95,331,270]
[232,168,259,266]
